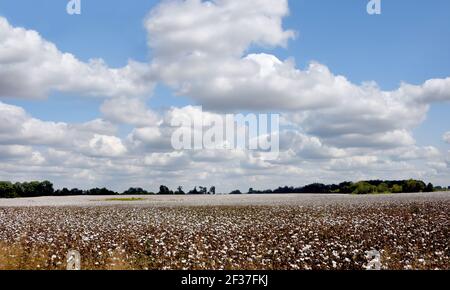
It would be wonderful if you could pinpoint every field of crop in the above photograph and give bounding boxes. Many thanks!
[0,193,448,270]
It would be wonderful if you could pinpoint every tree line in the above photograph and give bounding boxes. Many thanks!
[0,182,218,198]
[248,180,437,195]
[0,179,444,198]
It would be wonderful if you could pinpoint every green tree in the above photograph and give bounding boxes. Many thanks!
[0,182,17,198]
[159,185,173,195]
[377,183,390,193]
[338,182,355,194]
[123,188,149,195]
[39,181,54,196]
[175,186,185,195]
[353,182,377,195]
[404,179,426,193]
[391,184,403,193]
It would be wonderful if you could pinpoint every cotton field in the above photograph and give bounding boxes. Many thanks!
[0,193,448,270]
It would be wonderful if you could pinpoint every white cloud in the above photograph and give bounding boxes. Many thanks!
[0,17,154,99]
[0,145,33,159]
[323,130,416,149]
[127,126,172,152]
[144,0,450,156]
[386,145,441,161]
[86,135,127,158]
[101,97,161,127]
[0,101,68,145]
[443,132,450,144]
[144,151,190,170]
[279,131,347,159]
[126,106,231,153]
[328,156,380,171]
[145,0,294,59]
[73,119,117,136]
[396,78,450,104]
[145,1,450,113]
[0,101,125,158]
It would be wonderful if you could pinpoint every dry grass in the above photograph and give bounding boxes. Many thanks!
[0,200,448,270]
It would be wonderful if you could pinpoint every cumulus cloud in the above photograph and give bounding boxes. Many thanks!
[0,101,68,145]
[146,0,294,59]
[101,97,161,127]
[396,78,450,104]
[443,132,450,144]
[145,1,450,112]
[144,0,450,155]
[279,131,347,159]
[85,135,127,158]
[0,17,154,99]
[144,151,191,170]
[0,101,124,158]
[2,99,446,191]
[390,146,441,161]
[0,145,33,159]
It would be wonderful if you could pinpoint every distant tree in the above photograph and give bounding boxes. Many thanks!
[15,181,54,197]
[85,188,117,196]
[175,186,185,195]
[40,181,54,196]
[19,181,38,197]
[403,179,426,193]
[158,185,173,195]
[13,182,24,197]
[391,184,403,193]
[188,187,200,195]
[377,183,390,193]
[302,183,328,194]
[0,182,17,198]
[55,188,83,196]
[0,179,437,199]
[273,186,294,194]
[366,180,384,187]
[338,182,354,194]
[55,188,70,196]
[123,188,149,195]
[199,186,208,195]
[353,182,377,195]
[70,188,84,196]
[328,184,340,193]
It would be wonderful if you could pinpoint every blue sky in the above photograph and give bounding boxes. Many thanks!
[0,0,449,190]
[2,0,449,147]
